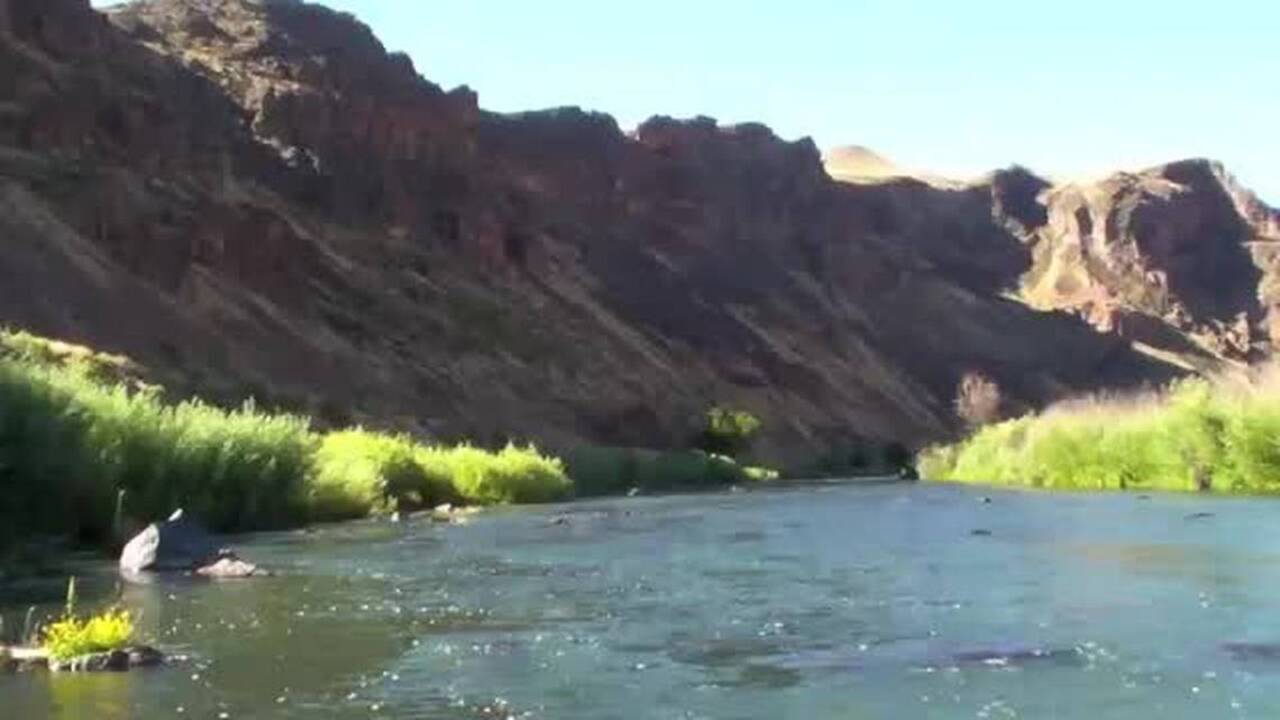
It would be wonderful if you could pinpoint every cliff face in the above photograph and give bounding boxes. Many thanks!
[1010,161,1280,369]
[4,0,1261,464]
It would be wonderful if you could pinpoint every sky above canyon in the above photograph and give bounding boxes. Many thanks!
[95,0,1280,202]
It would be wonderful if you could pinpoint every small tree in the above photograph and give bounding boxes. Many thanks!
[955,371,1002,428]
[695,406,762,457]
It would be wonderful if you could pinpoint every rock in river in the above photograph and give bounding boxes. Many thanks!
[120,509,261,577]
[196,557,267,578]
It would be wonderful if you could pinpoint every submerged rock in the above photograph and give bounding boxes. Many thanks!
[1223,642,1280,662]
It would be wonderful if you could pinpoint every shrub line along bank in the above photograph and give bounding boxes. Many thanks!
[920,372,1280,494]
[0,330,776,556]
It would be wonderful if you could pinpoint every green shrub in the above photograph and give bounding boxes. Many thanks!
[309,430,446,521]
[417,444,571,505]
[43,608,134,661]
[922,372,1280,495]
[0,359,315,544]
[694,406,762,457]
[41,579,133,662]
[308,434,571,519]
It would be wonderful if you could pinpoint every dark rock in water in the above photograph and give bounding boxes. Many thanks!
[120,509,224,572]
[51,650,130,673]
[1136,494,1152,500]
[196,557,266,579]
[126,646,165,668]
[1185,512,1216,521]
[951,646,1084,668]
[49,645,165,673]
[1223,642,1280,662]
[980,496,993,504]
[970,529,993,537]
[120,509,263,577]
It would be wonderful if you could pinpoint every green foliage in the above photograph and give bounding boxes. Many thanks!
[566,446,776,497]
[0,328,155,391]
[695,406,762,457]
[921,375,1280,495]
[0,329,573,553]
[308,432,569,519]
[42,608,134,661]
[417,444,571,505]
[0,357,315,544]
[309,430,441,521]
[42,581,134,661]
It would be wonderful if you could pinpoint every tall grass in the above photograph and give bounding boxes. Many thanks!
[308,432,569,520]
[920,371,1280,494]
[0,357,316,544]
[2,328,806,561]
[0,330,572,553]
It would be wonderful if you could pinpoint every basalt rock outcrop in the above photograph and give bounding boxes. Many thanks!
[1014,160,1280,368]
[1,0,1271,464]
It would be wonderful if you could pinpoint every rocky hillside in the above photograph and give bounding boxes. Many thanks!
[2,0,1271,465]
[1019,161,1280,371]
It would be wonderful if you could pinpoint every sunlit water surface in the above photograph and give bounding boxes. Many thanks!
[6,482,1280,719]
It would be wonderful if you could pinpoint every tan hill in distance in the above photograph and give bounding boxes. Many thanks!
[823,145,965,188]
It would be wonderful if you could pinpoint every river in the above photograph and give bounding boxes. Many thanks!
[5,482,1280,718]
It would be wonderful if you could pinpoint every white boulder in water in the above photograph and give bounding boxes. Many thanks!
[119,509,260,577]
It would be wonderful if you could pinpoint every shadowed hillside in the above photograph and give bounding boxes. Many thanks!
[5,0,1269,466]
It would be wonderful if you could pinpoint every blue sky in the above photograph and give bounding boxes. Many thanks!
[96,1,1279,202]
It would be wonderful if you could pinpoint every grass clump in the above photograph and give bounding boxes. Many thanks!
[417,444,571,505]
[42,608,134,661]
[0,357,316,545]
[308,430,454,521]
[308,435,569,517]
[920,370,1280,494]
[0,328,574,554]
[41,579,133,661]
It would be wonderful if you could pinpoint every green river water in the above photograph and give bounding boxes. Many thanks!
[5,482,1280,718]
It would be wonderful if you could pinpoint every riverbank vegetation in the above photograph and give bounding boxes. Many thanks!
[0,330,788,559]
[0,330,573,552]
[920,370,1280,493]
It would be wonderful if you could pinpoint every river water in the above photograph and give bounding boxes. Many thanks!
[6,482,1280,719]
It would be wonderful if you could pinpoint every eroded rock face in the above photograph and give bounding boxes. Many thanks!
[1013,159,1280,364]
[1,0,1267,464]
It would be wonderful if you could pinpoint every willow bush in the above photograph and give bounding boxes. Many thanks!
[920,374,1280,494]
